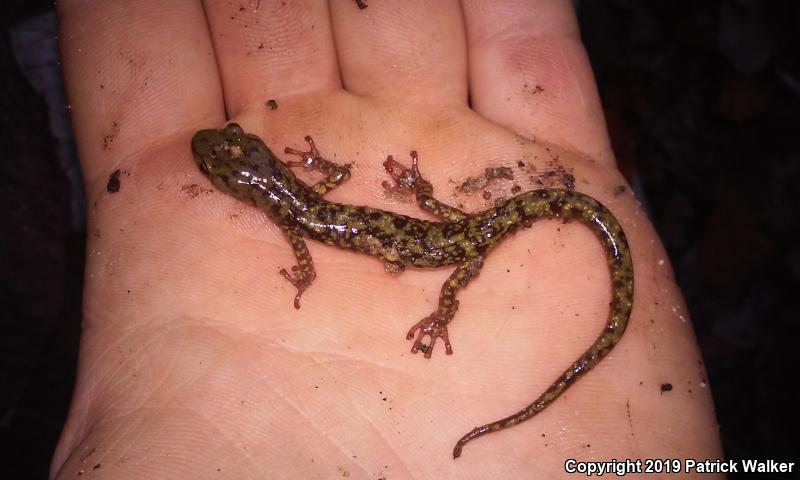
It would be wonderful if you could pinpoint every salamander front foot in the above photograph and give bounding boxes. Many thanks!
[406,313,454,358]
[284,136,351,196]
[284,135,321,170]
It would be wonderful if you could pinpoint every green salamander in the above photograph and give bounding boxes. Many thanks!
[191,123,634,458]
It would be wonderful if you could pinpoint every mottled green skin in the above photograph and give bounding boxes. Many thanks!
[191,123,634,459]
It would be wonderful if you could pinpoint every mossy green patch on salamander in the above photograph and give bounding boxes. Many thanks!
[191,123,634,459]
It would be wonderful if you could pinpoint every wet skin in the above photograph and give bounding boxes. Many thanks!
[191,123,634,458]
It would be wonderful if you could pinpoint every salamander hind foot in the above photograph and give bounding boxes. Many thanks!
[382,151,468,222]
[382,151,427,194]
[279,265,315,309]
[406,310,455,358]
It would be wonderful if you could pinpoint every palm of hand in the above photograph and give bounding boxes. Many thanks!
[53,1,721,478]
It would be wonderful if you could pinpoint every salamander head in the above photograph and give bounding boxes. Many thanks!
[192,123,276,175]
[191,123,288,199]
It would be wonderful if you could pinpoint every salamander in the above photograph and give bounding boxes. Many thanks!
[190,123,634,458]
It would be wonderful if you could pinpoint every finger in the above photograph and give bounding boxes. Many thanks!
[201,0,341,117]
[330,0,467,103]
[58,0,223,181]
[462,0,612,161]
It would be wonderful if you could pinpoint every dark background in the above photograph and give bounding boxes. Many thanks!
[2,0,798,477]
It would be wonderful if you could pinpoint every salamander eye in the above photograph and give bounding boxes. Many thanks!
[198,160,210,174]
[210,145,222,158]
[226,123,243,136]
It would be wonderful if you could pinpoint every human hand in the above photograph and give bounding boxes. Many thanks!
[53,1,722,478]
